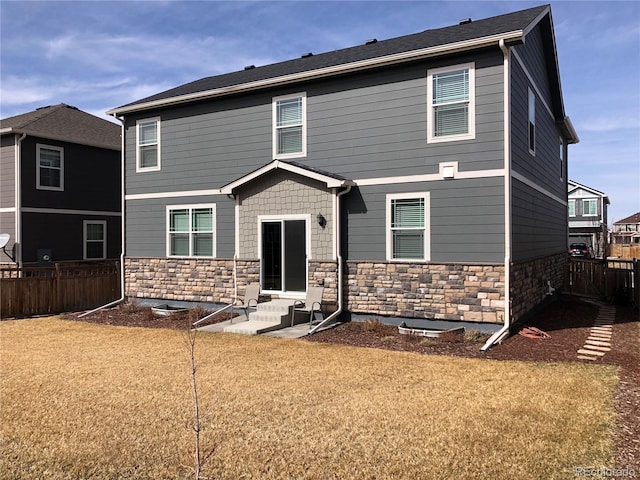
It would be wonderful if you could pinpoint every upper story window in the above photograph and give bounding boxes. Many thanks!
[583,199,597,216]
[427,63,475,143]
[273,93,306,159]
[528,88,536,155]
[84,220,106,260]
[559,137,565,179]
[386,193,430,261]
[568,199,576,217]
[36,144,64,191]
[167,204,216,257]
[136,117,160,172]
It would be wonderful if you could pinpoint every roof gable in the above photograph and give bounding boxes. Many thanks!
[109,5,550,115]
[1,104,120,151]
[221,160,354,194]
[568,180,609,202]
[614,212,640,225]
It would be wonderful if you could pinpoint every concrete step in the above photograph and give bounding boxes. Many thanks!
[224,319,284,335]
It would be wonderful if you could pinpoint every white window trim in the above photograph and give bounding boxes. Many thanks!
[427,62,475,144]
[136,117,161,172]
[559,136,565,180]
[386,192,431,262]
[36,144,64,191]
[568,199,576,217]
[583,199,598,217]
[166,204,217,258]
[272,92,307,159]
[83,220,107,260]
[528,88,536,156]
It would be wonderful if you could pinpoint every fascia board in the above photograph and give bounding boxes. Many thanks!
[108,31,524,116]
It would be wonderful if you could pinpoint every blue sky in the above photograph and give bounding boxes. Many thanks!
[1,0,638,225]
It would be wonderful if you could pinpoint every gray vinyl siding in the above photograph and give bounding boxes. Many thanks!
[509,22,567,260]
[0,135,16,209]
[20,136,121,212]
[21,212,120,263]
[125,195,234,258]
[512,180,567,261]
[345,177,505,264]
[123,49,505,196]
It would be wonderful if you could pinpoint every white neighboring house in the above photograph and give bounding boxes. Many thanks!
[568,180,610,258]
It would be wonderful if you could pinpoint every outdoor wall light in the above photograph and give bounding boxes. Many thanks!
[317,213,326,228]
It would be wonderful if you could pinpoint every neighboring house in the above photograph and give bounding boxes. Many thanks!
[107,4,577,334]
[0,104,121,265]
[611,212,640,246]
[567,180,610,258]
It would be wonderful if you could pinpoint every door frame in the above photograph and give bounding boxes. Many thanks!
[257,214,311,297]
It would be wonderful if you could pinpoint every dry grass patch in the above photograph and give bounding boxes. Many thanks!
[1,317,617,479]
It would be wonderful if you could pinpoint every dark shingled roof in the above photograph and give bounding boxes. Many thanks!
[1,104,120,151]
[614,212,640,225]
[114,4,548,111]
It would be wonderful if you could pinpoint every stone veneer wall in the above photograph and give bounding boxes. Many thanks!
[345,262,506,323]
[125,257,260,304]
[510,252,566,322]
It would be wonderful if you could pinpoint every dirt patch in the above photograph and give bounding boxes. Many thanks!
[64,294,639,470]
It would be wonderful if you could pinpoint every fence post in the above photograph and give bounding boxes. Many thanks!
[635,259,639,309]
[55,263,61,314]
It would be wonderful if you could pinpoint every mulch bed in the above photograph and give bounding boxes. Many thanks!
[61,294,639,469]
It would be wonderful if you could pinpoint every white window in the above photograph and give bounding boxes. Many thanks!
[84,221,106,260]
[583,199,597,216]
[167,204,216,257]
[36,144,64,191]
[427,63,475,143]
[559,136,564,179]
[528,88,536,155]
[386,193,430,261]
[273,93,306,158]
[136,117,160,172]
[568,199,576,217]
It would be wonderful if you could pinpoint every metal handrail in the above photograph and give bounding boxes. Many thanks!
[191,303,233,328]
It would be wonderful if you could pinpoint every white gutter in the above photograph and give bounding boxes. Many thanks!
[309,185,351,334]
[79,114,126,317]
[482,39,512,351]
[14,133,26,267]
[107,30,524,116]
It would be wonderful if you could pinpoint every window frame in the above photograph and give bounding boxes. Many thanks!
[559,136,565,180]
[568,199,576,217]
[583,199,597,217]
[272,92,307,159]
[36,144,64,191]
[427,62,475,144]
[528,88,536,156]
[386,192,431,262]
[166,204,216,258]
[83,220,107,260]
[136,117,161,172]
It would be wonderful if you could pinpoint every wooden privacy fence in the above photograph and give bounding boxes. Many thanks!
[609,244,640,260]
[0,261,120,318]
[564,257,638,308]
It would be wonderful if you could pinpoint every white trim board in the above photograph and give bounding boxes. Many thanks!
[21,207,121,217]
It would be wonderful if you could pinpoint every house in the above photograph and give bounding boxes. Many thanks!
[0,104,121,265]
[107,4,578,343]
[567,180,610,258]
[610,212,640,259]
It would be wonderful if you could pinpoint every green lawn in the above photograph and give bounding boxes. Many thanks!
[1,317,618,479]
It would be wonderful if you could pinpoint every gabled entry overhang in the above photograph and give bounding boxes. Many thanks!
[220,159,355,194]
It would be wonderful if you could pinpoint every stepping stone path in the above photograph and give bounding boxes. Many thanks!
[577,304,615,361]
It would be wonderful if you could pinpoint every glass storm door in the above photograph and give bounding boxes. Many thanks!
[261,219,307,293]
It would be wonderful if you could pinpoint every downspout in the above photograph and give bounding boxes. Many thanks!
[15,133,26,267]
[309,184,351,334]
[481,39,512,351]
[79,114,126,317]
